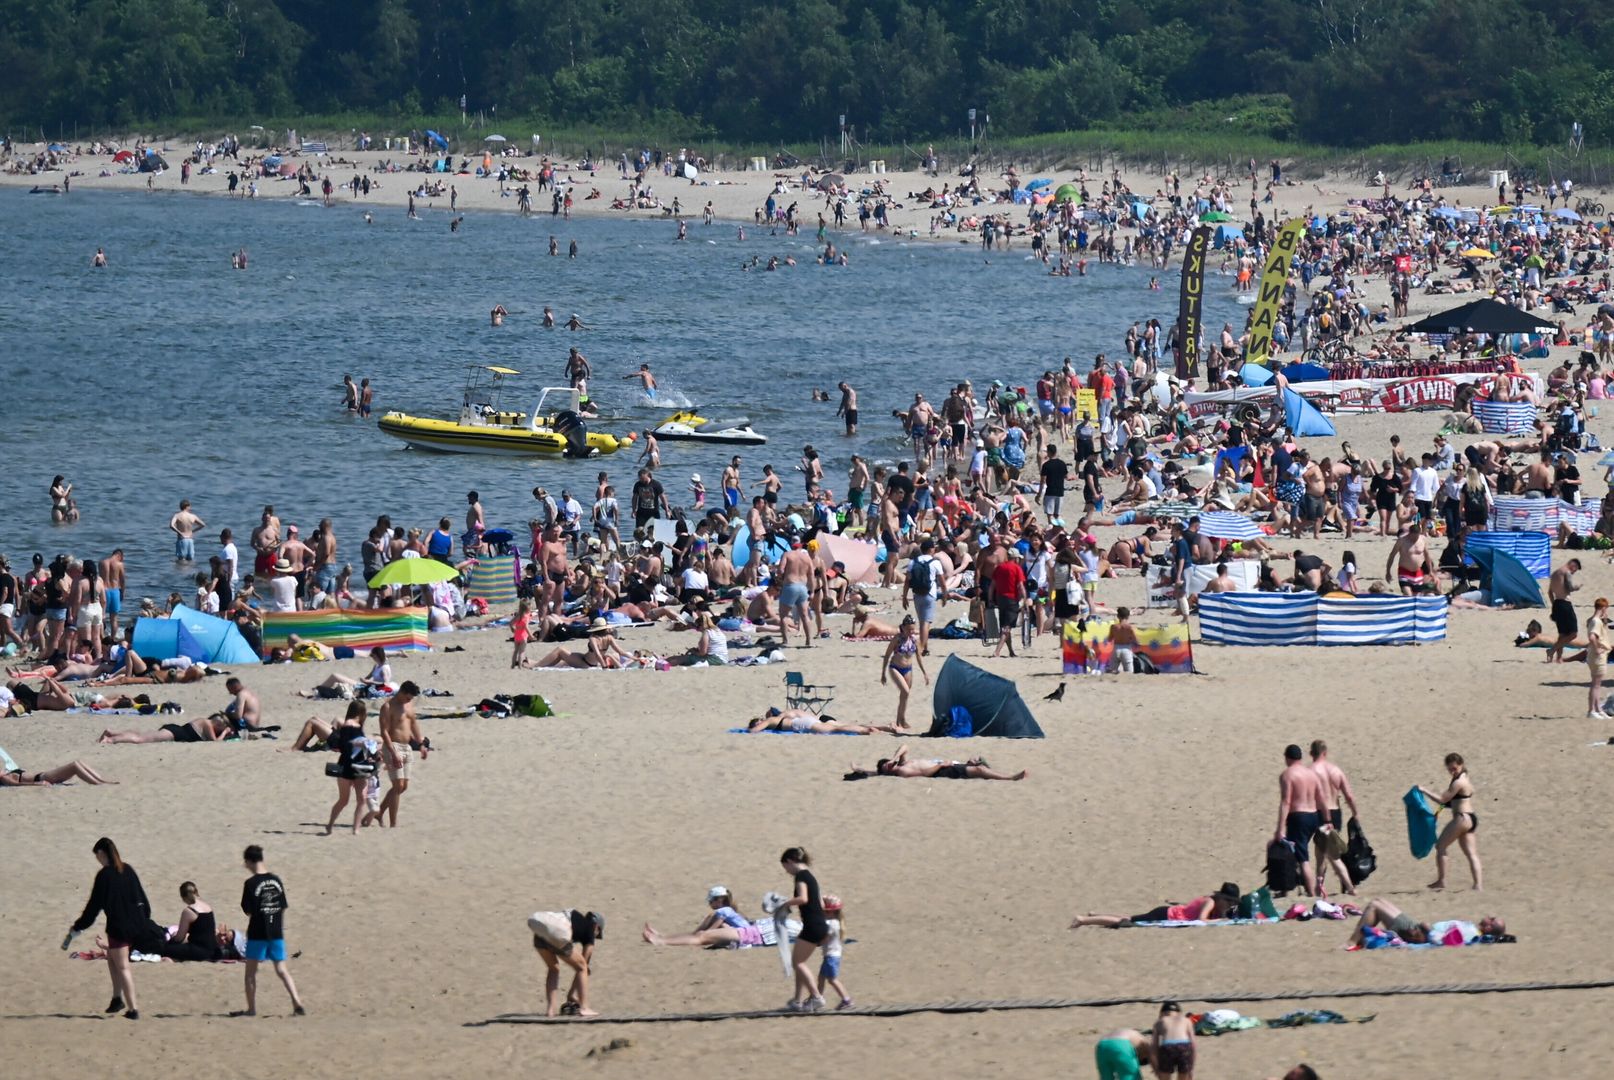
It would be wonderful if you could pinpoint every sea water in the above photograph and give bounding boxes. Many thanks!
[0,187,1242,597]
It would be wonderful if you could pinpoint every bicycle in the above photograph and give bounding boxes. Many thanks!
[1576,197,1605,216]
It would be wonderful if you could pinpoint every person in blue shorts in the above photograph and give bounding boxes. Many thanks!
[234,845,305,1017]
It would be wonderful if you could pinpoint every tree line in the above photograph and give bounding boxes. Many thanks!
[2,0,1607,150]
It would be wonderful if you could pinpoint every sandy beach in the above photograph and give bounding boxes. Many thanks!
[4,141,1614,1079]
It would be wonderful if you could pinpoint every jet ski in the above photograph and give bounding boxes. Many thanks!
[651,410,768,445]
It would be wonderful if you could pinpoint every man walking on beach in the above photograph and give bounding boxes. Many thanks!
[1547,559,1583,663]
[377,682,424,827]
[1275,744,1324,897]
[1385,520,1429,595]
[777,538,815,649]
[1309,740,1359,896]
[235,844,305,1018]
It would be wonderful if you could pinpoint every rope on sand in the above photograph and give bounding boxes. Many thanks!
[473,976,1614,1025]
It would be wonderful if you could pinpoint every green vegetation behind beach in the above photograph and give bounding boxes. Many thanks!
[7,0,1614,174]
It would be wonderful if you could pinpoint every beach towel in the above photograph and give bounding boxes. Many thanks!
[1062,617,1193,674]
[1404,786,1440,859]
[260,607,430,654]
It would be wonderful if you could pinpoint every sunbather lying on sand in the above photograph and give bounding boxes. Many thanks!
[844,744,1026,781]
[1069,882,1241,928]
[747,707,898,735]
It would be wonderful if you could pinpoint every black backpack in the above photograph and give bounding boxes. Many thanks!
[1264,839,1300,896]
[1345,819,1377,885]
[907,556,933,596]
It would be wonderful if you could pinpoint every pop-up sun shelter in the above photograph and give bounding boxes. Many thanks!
[1464,544,1543,607]
[130,604,260,665]
[926,655,1044,738]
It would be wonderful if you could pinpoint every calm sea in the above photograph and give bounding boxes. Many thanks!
[0,187,1242,598]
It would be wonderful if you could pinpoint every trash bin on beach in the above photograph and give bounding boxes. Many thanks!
[1489,169,1509,190]
[749,156,768,171]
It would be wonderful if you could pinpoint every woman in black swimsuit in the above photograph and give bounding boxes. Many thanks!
[777,847,829,1012]
[325,701,376,835]
[1418,752,1483,891]
[157,881,221,961]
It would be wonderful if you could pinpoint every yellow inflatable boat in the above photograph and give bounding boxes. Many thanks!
[379,367,634,457]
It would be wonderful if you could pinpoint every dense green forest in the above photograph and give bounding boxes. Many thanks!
[3,0,1612,149]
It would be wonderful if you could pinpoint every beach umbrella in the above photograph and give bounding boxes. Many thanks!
[814,173,844,191]
[113,150,135,163]
[1024,178,1052,191]
[682,162,698,180]
[1406,297,1558,335]
[47,143,66,153]
[1196,511,1264,541]
[483,134,507,142]
[425,129,448,150]
[1461,247,1495,258]
[1554,208,1582,221]
[367,558,458,589]
[263,154,283,167]
[1199,210,1232,223]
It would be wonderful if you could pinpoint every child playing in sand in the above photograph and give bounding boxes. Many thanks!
[818,895,853,1009]
[511,599,534,668]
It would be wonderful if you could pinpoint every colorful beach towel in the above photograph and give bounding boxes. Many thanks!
[1062,618,1193,674]
[260,607,430,654]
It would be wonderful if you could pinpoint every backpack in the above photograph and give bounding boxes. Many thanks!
[907,555,933,596]
[1345,818,1377,885]
[1264,839,1300,896]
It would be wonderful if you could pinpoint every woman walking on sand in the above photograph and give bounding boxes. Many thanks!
[776,847,830,1012]
[1418,752,1482,891]
[65,837,159,1020]
[880,615,929,729]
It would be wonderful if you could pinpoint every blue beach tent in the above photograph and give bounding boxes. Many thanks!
[1282,387,1336,437]
[1465,544,1543,607]
[926,656,1044,738]
[130,604,260,665]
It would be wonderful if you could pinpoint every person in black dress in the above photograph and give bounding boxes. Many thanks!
[66,837,162,1019]
[777,847,829,1011]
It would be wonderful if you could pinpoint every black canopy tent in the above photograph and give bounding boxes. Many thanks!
[1405,298,1557,336]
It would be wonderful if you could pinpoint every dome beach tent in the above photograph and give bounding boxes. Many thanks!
[130,604,259,665]
[926,655,1043,739]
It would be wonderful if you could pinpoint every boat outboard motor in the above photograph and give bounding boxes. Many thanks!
[554,410,591,458]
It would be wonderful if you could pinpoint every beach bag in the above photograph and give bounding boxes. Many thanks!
[1236,886,1280,920]
[1264,839,1301,896]
[1345,819,1377,885]
[514,693,555,718]
[946,706,974,738]
[527,911,575,953]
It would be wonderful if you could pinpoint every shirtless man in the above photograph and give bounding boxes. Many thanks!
[376,682,424,827]
[878,493,904,588]
[565,346,590,388]
[1310,739,1360,896]
[311,519,339,598]
[251,506,282,577]
[170,499,205,563]
[745,580,784,633]
[743,497,768,585]
[278,527,313,603]
[836,381,858,436]
[906,393,936,465]
[623,362,656,399]
[847,455,871,528]
[540,525,570,617]
[1523,449,1554,496]
[465,490,486,556]
[1275,743,1325,896]
[99,549,126,640]
[1200,560,1239,594]
[215,677,263,733]
[1298,454,1327,539]
[1093,1027,1151,1080]
[1547,558,1582,662]
[1384,520,1429,595]
[722,456,743,513]
[776,538,816,648]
